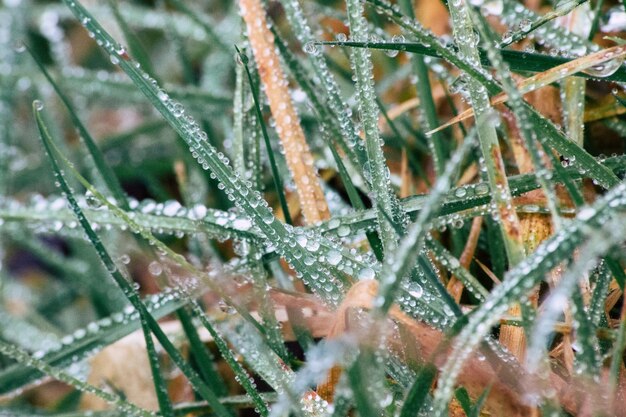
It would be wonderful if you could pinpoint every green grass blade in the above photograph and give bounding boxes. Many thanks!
[34,102,233,417]
[176,307,228,397]
[570,287,601,377]
[321,39,626,83]
[588,262,612,327]
[498,0,589,47]
[399,0,447,176]
[59,0,352,304]
[375,130,476,317]
[609,302,626,394]
[280,0,369,173]
[362,0,622,192]
[469,7,562,227]
[399,364,437,417]
[426,239,488,302]
[33,108,174,416]
[347,351,382,417]
[446,0,525,266]
[346,0,408,253]
[0,290,187,395]
[108,0,160,84]
[25,46,129,210]
[237,47,293,226]
[191,302,270,417]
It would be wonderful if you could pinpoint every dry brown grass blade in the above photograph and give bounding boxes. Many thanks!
[426,45,626,135]
[447,216,483,303]
[400,149,412,198]
[584,95,626,122]
[239,0,330,224]
[475,258,502,285]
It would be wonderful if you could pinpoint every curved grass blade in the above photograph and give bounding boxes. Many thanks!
[34,103,232,417]
[0,287,187,396]
[34,106,175,417]
[319,40,626,83]
[26,46,129,210]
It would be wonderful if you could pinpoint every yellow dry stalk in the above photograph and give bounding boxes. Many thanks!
[447,216,483,303]
[427,45,626,135]
[238,0,330,224]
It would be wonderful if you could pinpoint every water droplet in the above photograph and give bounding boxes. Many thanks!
[303,41,321,56]
[327,250,342,266]
[408,282,423,298]
[233,218,252,231]
[386,48,399,57]
[357,267,376,280]
[582,56,624,78]
[337,225,350,237]
[475,183,489,195]
[13,41,25,53]
[148,261,163,276]
[85,191,102,208]
[454,187,467,198]
[33,100,44,111]
[519,19,532,31]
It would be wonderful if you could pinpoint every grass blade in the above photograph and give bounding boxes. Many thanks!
[25,46,129,210]
[34,102,232,417]
[346,0,408,253]
[236,47,293,226]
